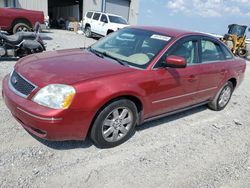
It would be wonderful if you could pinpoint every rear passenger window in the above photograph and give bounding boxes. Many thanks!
[201,40,225,62]
[93,13,101,20]
[86,12,93,18]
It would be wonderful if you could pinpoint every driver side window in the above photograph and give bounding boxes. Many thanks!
[171,40,197,64]
[155,39,197,68]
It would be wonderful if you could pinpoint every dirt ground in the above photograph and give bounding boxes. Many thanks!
[0,30,250,188]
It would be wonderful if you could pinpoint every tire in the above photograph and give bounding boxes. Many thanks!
[208,81,234,111]
[13,23,31,33]
[90,99,138,148]
[237,48,247,59]
[85,26,92,38]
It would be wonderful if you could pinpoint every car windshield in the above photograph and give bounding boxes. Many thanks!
[90,28,172,69]
[108,15,128,24]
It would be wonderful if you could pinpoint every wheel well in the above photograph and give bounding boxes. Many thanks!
[85,23,91,29]
[12,18,32,28]
[107,29,114,35]
[228,78,237,89]
[87,95,143,136]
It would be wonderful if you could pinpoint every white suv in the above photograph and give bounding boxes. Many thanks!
[83,11,129,38]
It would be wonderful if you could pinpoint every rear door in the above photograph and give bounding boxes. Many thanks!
[91,12,101,34]
[195,37,231,103]
[149,36,201,117]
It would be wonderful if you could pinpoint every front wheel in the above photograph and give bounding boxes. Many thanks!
[208,81,233,111]
[90,99,138,148]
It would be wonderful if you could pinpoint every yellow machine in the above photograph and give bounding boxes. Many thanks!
[220,24,249,58]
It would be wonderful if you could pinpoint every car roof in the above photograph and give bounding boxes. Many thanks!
[87,11,124,18]
[130,26,207,38]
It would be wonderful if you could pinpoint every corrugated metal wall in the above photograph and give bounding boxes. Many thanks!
[16,0,48,16]
[105,0,130,21]
[82,0,102,17]
[128,0,139,25]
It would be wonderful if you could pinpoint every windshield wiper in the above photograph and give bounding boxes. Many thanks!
[102,51,129,66]
[88,47,129,66]
[87,47,104,58]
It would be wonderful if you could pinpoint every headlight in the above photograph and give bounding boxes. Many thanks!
[32,84,76,109]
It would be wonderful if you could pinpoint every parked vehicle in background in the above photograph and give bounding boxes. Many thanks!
[0,23,46,58]
[83,11,129,38]
[0,7,44,33]
[2,26,246,148]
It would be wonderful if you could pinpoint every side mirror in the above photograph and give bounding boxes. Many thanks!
[165,55,187,68]
[103,19,108,23]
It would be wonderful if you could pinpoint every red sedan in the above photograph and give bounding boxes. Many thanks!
[2,26,246,148]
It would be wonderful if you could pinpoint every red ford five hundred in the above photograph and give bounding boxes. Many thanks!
[2,27,246,148]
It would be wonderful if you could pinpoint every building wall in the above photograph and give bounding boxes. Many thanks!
[16,0,48,16]
[1,0,138,24]
[82,0,139,24]
[82,0,102,18]
[0,0,4,7]
[129,0,139,25]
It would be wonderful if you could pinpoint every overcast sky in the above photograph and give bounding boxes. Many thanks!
[138,0,250,36]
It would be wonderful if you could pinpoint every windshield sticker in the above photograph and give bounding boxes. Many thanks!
[151,34,171,41]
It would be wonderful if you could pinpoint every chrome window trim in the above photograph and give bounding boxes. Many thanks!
[152,87,217,104]
[8,70,38,99]
[151,34,235,70]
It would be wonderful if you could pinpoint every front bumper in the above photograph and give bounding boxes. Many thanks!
[2,75,91,141]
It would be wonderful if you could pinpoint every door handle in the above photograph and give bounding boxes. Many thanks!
[187,75,198,82]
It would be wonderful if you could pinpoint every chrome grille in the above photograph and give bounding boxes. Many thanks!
[9,71,36,97]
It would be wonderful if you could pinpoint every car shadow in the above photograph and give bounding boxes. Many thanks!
[41,30,53,34]
[39,33,53,40]
[28,132,93,150]
[136,105,208,131]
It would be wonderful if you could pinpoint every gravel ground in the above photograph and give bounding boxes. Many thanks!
[0,30,250,188]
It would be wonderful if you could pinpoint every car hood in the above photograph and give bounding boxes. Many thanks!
[15,48,134,87]
[113,23,129,29]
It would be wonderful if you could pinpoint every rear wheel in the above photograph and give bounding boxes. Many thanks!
[90,99,138,148]
[85,26,92,38]
[13,23,31,33]
[208,81,233,111]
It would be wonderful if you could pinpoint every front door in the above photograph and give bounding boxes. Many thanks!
[148,37,201,117]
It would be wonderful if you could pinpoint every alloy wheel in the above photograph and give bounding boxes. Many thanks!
[218,86,232,107]
[101,107,133,142]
